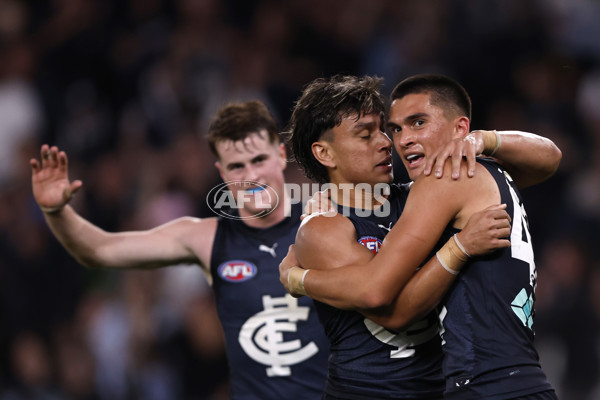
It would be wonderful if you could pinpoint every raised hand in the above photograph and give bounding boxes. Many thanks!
[455,204,511,257]
[30,145,82,213]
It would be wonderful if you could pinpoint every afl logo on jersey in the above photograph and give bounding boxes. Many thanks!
[358,236,382,255]
[218,260,257,282]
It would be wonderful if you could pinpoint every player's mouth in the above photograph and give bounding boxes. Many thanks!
[404,152,424,167]
[376,156,393,171]
[246,185,267,194]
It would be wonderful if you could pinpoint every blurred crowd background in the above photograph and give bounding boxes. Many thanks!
[0,0,599,399]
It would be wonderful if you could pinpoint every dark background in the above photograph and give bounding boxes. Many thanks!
[1,1,599,399]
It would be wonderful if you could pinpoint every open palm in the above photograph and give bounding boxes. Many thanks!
[30,145,82,212]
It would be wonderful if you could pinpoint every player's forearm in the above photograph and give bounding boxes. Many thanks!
[43,205,158,269]
[370,257,457,330]
[304,252,457,324]
[358,234,466,330]
[303,266,384,309]
[300,232,436,309]
[43,205,118,268]
[488,131,562,188]
[302,260,415,310]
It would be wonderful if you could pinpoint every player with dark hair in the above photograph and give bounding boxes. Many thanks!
[281,74,561,399]
[30,100,330,400]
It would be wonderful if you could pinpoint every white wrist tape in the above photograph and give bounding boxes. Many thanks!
[436,234,470,275]
[288,267,309,296]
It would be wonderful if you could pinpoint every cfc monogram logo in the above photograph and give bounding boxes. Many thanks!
[239,294,319,377]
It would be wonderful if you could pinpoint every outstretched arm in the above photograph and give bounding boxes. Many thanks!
[31,145,212,270]
[424,130,562,188]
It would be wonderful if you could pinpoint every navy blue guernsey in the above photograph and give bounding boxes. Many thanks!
[317,183,445,400]
[210,202,329,400]
[439,158,555,399]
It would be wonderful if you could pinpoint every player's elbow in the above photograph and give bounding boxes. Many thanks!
[372,297,432,331]
[360,289,395,310]
[79,245,117,269]
[534,145,562,186]
[385,313,418,332]
[515,143,563,189]
[362,309,415,333]
[76,255,104,270]
[77,251,108,269]
[540,140,562,178]
[548,145,562,175]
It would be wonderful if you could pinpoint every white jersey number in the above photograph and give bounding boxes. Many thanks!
[503,170,536,290]
[364,317,439,358]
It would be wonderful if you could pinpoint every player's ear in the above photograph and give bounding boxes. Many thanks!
[454,116,470,139]
[312,141,335,168]
[277,142,288,170]
[215,161,226,181]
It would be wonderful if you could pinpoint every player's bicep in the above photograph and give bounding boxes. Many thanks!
[95,217,205,269]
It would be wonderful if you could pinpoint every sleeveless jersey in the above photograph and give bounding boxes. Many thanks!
[318,183,445,399]
[439,158,555,399]
[210,202,329,400]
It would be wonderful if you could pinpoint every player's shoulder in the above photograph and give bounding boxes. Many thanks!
[299,211,353,233]
[406,163,499,217]
[295,211,364,269]
[415,158,491,188]
[297,212,355,244]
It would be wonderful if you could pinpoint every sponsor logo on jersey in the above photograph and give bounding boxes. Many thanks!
[358,236,382,254]
[218,260,257,282]
[511,288,534,330]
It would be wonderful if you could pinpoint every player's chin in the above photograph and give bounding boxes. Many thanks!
[381,171,394,184]
[407,167,424,181]
[244,202,278,217]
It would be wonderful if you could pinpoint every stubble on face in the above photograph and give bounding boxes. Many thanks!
[389,94,458,181]
[215,132,286,221]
